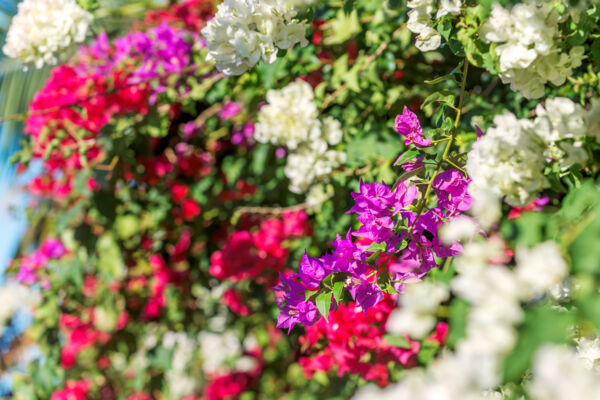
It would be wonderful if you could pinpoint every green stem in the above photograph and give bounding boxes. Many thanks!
[409,60,469,229]
[444,158,467,176]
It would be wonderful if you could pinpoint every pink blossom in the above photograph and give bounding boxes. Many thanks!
[394,107,431,147]
[219,101,242,121]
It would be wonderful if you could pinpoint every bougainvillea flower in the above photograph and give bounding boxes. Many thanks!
[394,107,431,147]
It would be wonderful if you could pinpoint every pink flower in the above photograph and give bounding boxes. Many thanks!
[170,183,189,203]
[282,210,312,237]
[394,107,431,147]
[40,238,66,259]
[59,312,109,369]
[508,196,549,220]
[427,322,449,345]
[299,296,419,387]
[219,101,242,121]
[181,198,201,221]
[204,371,255,400]
[50,379,90,400]
[223,289,251,316]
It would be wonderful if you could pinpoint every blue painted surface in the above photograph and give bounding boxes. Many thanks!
[0,2,37,397]
[0,0,24,279]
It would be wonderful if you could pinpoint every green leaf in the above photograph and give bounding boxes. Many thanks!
[328,9,361,44]
[316,292,333,322]
[424,74,456,85]
[417,340,439,364]
[503,306,574,382]
[343,0,356,15]
[367,241,387,252]
[377,269,398,294]
[436,19,453,41]
[76,0,99,11]
[332,281,345,303]
[114,214,140,240]
[96,234,126,281]
[446,298,469,347]
[383,334,411,349]
[592,39,600,68]
[394,149,420,166]
[387,0,402,10]
[421,90,456,110]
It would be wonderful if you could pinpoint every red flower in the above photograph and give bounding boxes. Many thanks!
[50,380,90,400]
[299,296,419,387]
[204,371,254,400]
[170,183,189,203]
[427,322,449,345]
[181,198,202,221]
[145,0,216,31]
[223,289,251,316]
[59,311,109,369]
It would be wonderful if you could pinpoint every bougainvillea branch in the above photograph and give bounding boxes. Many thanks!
[2,1,600,399]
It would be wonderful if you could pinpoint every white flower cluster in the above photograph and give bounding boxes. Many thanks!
[467,113,547,209]
[406,0,462,52]
[0,283,39,336]
[576,337,600,373]
[306,184,334,210]
[201,0,308,76]
[515,241,568,298]
[467,97,600,228]
[198,331,242,373]
[387,281,449,339]
[528,345,600,400]
[354,239,568,400]
[198,330,259,373]
[256,80,346,194]
[163,332,199,399]
[481,1,584,99]
[2,0,93,68]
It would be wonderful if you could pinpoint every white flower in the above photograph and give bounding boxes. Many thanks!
[0,283,39,336]
[163,332,199,399]
[535,97,588,143]
[365,237,573,400]
[387,281,449,339]
[415,26,442,52]
[576,337,600,373]
[515,241,568,298]
[201,0,308,75]
[255,80,321,150]
[3,0,92,68]
[481,1,583,99]
[406,6,441,52]
[439,216,479,244]
[436,0,462,18]
[256,80,346,193]
[322,117,343,145]
[468,97,599,223]
[198,331,242,373]
[306,184,334,210]
[527,345,600,400]
[284,142,346,193]
[406,0,461,52]
[467,113,548,207]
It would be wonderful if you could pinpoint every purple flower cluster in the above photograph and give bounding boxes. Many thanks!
[395,107,431,147]
[275,174,470,332]
[16,238,66,284]
[78,23,193,102]
[433,169,472,213]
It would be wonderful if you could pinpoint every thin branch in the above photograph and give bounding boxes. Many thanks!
[234,202,310,217]
[408,60,470,229]
[321,25,404,110]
